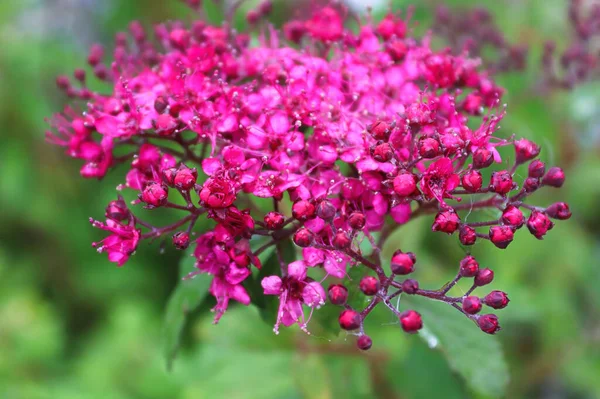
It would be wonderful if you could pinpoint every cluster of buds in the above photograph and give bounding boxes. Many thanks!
[46,1,570,347]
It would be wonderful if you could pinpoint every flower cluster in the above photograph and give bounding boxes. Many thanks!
[46,1,571,349]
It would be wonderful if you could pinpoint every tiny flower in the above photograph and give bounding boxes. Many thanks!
[328,284,348,305]
[545,202,572,220]
[359,276,379,296]
[474,268,494,286]
[292,200,316,221]
[542,167,566,188]
[293,228,313,247]
[527,211,554,239]
[461,169,483,192]
[141,182,168,208]
[432,210,460,234]
[528,160,546,178]
[393,172,417,197]
[339,309,361,330]
[489,225,514,249]
[501,206,524,228]
[402,279,419,294]
[348,212,366,230]
[172,232,190,250]
[391,250,416,275]
[91,218,140,266]
[199,178,236,208]
[514,138,541,164]
[484,291,510,309]
[477,314,500,334]
[399,310,423,333]
[418,137,441,159]
[357,335,373,351]
[155,113,177,136]
[460,255,479,277]
[420,157,460,203]
[462,296,482,314]
[264,211,285,230]
[459,225,477,245]
[316,200,336,221]
[489,170,514,195]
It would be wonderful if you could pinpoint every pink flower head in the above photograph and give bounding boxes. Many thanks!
[420,157,460,206]
[90,217,140,266]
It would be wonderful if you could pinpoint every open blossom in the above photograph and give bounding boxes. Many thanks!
[46,1,571,344]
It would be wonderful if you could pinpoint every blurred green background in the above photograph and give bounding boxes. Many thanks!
[1,0,599,398]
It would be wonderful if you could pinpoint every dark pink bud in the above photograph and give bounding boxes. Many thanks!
[348,212,366,230]
[473,148,493,169]
[141,182,168,208]
[462,92,483,115]
[391,250,416,275]
[74,68,86,82]
[105,199,129,221]
[527,211,554,239]
[283,20,306,44]
[461,169,483,192]
[87,44,104,66]
[172,232,190,250]
[56,75,70,89]
[258,0,272,15]
[339,309,361,330]
[477,314,500,334]
[402,279,419,294]
[246,10,260,24]
[432,210,460,234]
[328,284,348,305]
[542,167,565,188]
[368,121,391,140]
[514,139,541,164]
[484,291,510,309]
[154,96,168,114]
[264,211,285,230]
[528,160,546,178]
[156,113,177,136]
[489,225,514,249]
[545,202,572,220]
[293,228,313,247]
[359,276,379,296]
[459,225,477,245]
[169,28,190,49]
[173,165,198,190]
[371,143,394,162]
[462,296,482,314]
[357,335,372,351]
[333,231,352,249]
[474,268,494,286]
[316,200,336,221]
[523,177,541,193]
[490,170,514,195]
[460,255,479,277]
[399,310,423,333]
[199,179,236,208]
[393,172,417,197]
[418,137,441,159]
[501,206,524,228]
[292,200,316,221]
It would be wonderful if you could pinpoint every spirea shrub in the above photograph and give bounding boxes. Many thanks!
[46,0,571,350]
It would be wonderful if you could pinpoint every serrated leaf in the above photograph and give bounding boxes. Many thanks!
[404,296,509,397]
[163,248,212,370]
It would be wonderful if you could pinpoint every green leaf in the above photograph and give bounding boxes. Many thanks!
[404,296,509,397]
[162,248,212,371]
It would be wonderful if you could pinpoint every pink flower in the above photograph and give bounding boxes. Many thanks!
[420,157,460,206]
[90,218,140,266]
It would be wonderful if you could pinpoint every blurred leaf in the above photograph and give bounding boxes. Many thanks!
[405,296,509,398]
[163,248,212,370]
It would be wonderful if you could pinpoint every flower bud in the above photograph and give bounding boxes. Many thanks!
[292,200,316,221]
[432,210,460,234]
[328,284,348,305]
[105,199,129,221]
[501,206,524,228]
[316,200,336,221]
[459,225,477,245]
[368,121,391,140]
[489,170,514,195]
[473,148,493,169]
[477,314,500,334]
[339,309,361,330]
[545,202,572,220]
[489,225,514,249]
[542,167,565,188]
[162,167,177,186]
[154,96,168,114]
[474,268,494,286]
[461,169,483,192]
[371,143,394,162]
[523,177,541,193]
[348,212,366,230]
[402,279,419,294]
[527,211,554,239]
[528,159,546,178]
[462,296,482,314]
[460,256,479,277]
[462,92,483,115]
[393,172,417,197]
[514,139,540,164]
[418,137,441,159]
[332,231,351,249]
[264,212,285,230]
[173,165,198,190]
[293,228,313,247]
[399,310,423,333]
[359,276,380,296]
[484,291,510,309]
[391,250,416,275]
[172,232,190,250]
[141,182,168,208]
[357,335,373,351]
[155,113,177,136]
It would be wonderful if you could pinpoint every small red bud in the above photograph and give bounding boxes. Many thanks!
[368,121,391,140]
[292,200,316,221]
[527,211,554,239]
[484,291,510,309]
[460,256,479,277]
[316,200,336,221]
[528,159,546,178]
[393,172,417,197]
[173,165,198,190]
[357,335,373,350]
[359,276,380,296]
[402,279,419,294]
[477,314,500,334]
[339,309,361,330]
[399,310,423,333]
[490,170,514,195]
[140,182,168,208]
[461,169,483,192]
[332,231,352,249]
[172,232,190,250]
[418,137,441,159]
[459,225,477,245]
[462,296,482,314]
[462,92,484,115]
[348,212,366,230]
[105,199,130,221]
[264,212,285,230]
[155,113,177,136]
[542,167,565,188]
[328,284,348,305]
[545,202,572,220]
[474,268,494,286]
[432,210,460,234]
[489,225,514,249]
[523,177,541,193]
[154,96,168,114]
[391,250,416,275]
[501,206,524,228]
[371,143,394,162]
[473,148,494,169]
[514,139,541,164]
[293,228,314,247]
